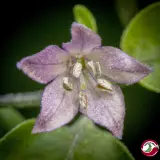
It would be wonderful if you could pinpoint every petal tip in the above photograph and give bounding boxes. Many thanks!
[31,128,39,134]
[16,61,21,69]
[16,58,28,70]
[72,22,78,25]
[116,135,123,140]
[141,65,153,79]
[31,123,46,134]
[71,22,92,32]
[72,22,83,27]
[112,131,123,140]
[148,66,153,74]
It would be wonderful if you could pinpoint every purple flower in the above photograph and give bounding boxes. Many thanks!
[17,23,152,138]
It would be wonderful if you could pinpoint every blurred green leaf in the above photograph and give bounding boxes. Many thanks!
[115,0,138,26]
[73,4,97,32]
[0,117,134,160]
[121,2,160,92]
[122,84,159,142]
[0,107,25,131]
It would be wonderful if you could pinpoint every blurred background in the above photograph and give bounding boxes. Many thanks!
[0,0,160,159]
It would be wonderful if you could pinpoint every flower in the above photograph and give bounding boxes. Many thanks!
[17,22,152,138]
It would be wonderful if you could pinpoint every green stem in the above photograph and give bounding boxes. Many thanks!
[0,90,42,108]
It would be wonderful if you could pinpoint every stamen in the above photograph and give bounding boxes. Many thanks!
[95,62,101,76]
[63,77,73,91]
[79,92,88,108]
[97,78,113,92]
[72,62,82,78]
[86,61,96,76]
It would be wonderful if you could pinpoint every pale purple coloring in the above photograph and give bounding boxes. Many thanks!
[17,22,152,139]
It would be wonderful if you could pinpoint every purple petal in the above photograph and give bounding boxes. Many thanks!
[62,23,101,55]
[32,76,79,133]
[79,76,125,138]
[87,47,152,84]
[17,45,68,84]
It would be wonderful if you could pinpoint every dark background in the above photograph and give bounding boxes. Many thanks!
[0,0,160,159]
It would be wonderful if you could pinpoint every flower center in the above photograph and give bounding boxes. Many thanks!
[62,56,113,108]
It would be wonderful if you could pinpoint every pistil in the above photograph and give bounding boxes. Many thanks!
[79,91,88,108]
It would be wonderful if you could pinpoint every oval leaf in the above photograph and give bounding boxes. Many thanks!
[0,107,25,131]
[73,4,97,33]
[121,2,160,92]
[115,0,138,26]
[0,117,134,160]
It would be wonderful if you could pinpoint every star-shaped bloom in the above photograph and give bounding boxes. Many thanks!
[17,22,152,138]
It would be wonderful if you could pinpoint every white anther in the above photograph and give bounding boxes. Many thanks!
[86,61,96,76]
[72,62,82,78]
[63,77,73,91]
[97,78,113,92]
[95,62,101,76]
[79,92,88,108]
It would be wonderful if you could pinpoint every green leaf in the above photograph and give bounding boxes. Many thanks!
[120,2,160,93]
[0,107,25,131]
[115,0,138,26]
[73,4,97,33]
[0,117,134,160]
